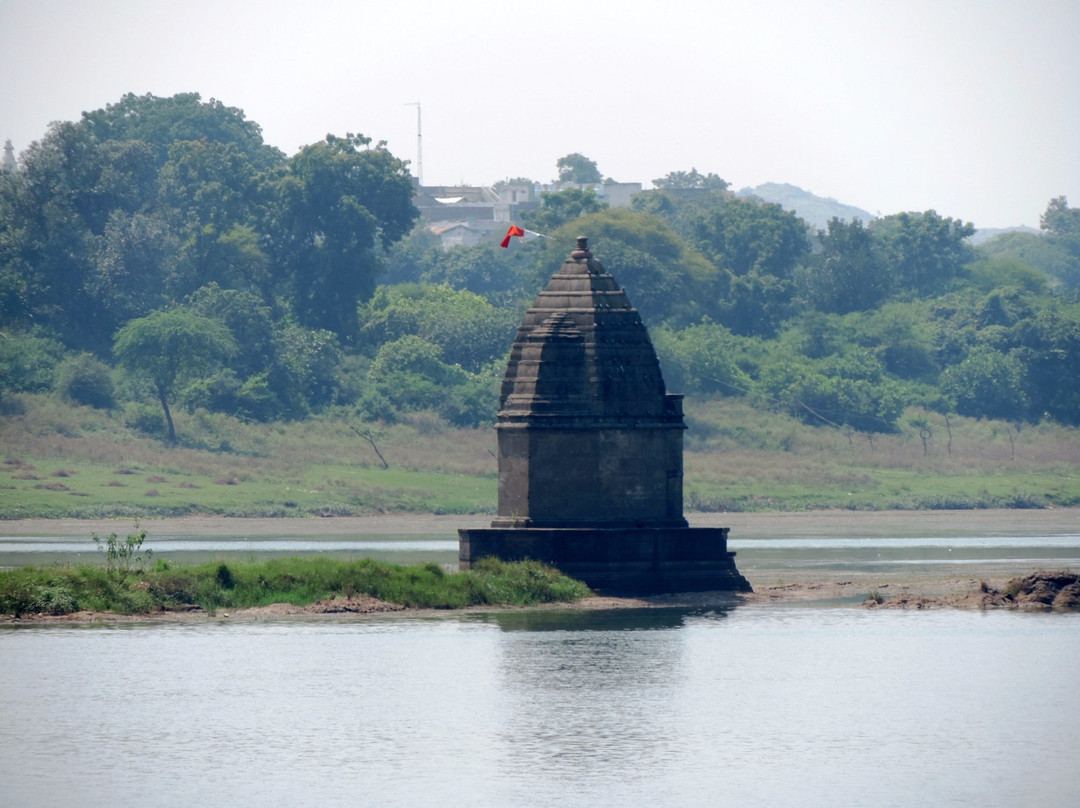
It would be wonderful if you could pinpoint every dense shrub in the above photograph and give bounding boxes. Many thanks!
[0,331,66,394]
[56,353,116,408]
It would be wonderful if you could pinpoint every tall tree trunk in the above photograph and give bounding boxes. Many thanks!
[157,384,176,444]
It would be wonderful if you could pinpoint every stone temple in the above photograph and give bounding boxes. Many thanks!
[459,237,750,595]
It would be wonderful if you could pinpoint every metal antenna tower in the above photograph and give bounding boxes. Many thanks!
[404,102,422,185]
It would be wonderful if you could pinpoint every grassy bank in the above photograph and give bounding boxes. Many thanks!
[1,393,1078,518]
[0,552,592,617]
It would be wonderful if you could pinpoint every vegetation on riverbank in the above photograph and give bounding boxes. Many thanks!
[4,93,1080,444]
[0,550,592,618]
[1,393,1077,519]
[0,391,1075,518]
[3,93,1080,521]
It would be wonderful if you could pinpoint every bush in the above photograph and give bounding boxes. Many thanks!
[56,353,116,409]
[941,347,1029,420]
[180,368,241,414]
[0,330,66,394]
[123,402,167,438]
[33,585,79,615]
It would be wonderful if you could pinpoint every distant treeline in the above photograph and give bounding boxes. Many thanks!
[2,93,1079,441]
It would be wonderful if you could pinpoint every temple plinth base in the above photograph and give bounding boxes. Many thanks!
[458,526,751,596]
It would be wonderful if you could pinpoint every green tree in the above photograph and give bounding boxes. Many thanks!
[802,218,890,314]
[0,93,284,352]
[380,225,443,287]
[88,210,180,321]
[173,223,273,304]
[186,283,275,378]
[1040,196,1080,237]
[523,188,608,234]
[652,321,752,396]
[1009,300,1080,424]
[264,323,342,416]
[157,139,263,230]
[871,210,975,297]
[365,335,468,412]
[81,92,283,169]
[717,270,797,338]
[0,123,147,349]
[689,195,810,279]
[55,352,116,409]
[269,133,417,337]
[848,302,939,382]
[434,242,533,307]
[384,235,534,308]
[113,307,237,442]
[652,168,729,191]
[757,350,905,432]
[0,330,66,394]
[359,283,516,372]
[965,257,1050,295]
[678,194,811,336]
[555,153,602,184]
[941,347,1028,420]
[180,285,346,421]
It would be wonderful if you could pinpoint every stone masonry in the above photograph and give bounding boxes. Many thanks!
[459,237,749,595]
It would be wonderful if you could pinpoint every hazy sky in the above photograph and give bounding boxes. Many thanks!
[1,0,1077,228]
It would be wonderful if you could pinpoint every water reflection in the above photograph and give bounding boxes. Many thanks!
[487,608,691,803]
[478,606,705,632]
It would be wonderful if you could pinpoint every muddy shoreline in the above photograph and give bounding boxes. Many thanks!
[8,570,1078,624]
[3,509,1078,620]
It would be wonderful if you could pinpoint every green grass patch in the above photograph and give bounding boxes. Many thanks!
[0,556,592,617]
[1,394,1078,517]
[685,467,1080,511]
[0,456,497,519]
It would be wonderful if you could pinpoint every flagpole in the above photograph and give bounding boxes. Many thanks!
[404,102,422,185]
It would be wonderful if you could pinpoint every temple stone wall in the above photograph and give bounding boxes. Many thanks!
[493,426,684,528]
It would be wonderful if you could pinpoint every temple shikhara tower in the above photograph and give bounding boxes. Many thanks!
[459,237,749,594]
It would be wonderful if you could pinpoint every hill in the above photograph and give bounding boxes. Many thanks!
[736,182,875,230]
[967,225,1041,246]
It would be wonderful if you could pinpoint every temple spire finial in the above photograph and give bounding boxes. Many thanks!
[571,235,592,260]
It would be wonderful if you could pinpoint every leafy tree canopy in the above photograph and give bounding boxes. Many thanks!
[1040,196,1080,237]
[113,306,237,442]
[869,210,975,297]
[522,188,608,234]
[555,153,602,184]
[688,195,811,279]
[81,92,284,169]
[359,283,517,372]
[652,168,729,191]
[801,217,889,314]
[268,133,418,337]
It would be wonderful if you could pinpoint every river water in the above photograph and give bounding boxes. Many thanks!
[3,518,1080,806]
[2,607,1078,807]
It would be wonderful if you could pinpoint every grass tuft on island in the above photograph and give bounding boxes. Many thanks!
[0,556,593,618]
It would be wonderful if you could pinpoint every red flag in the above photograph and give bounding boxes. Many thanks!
[500,225,525,248]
